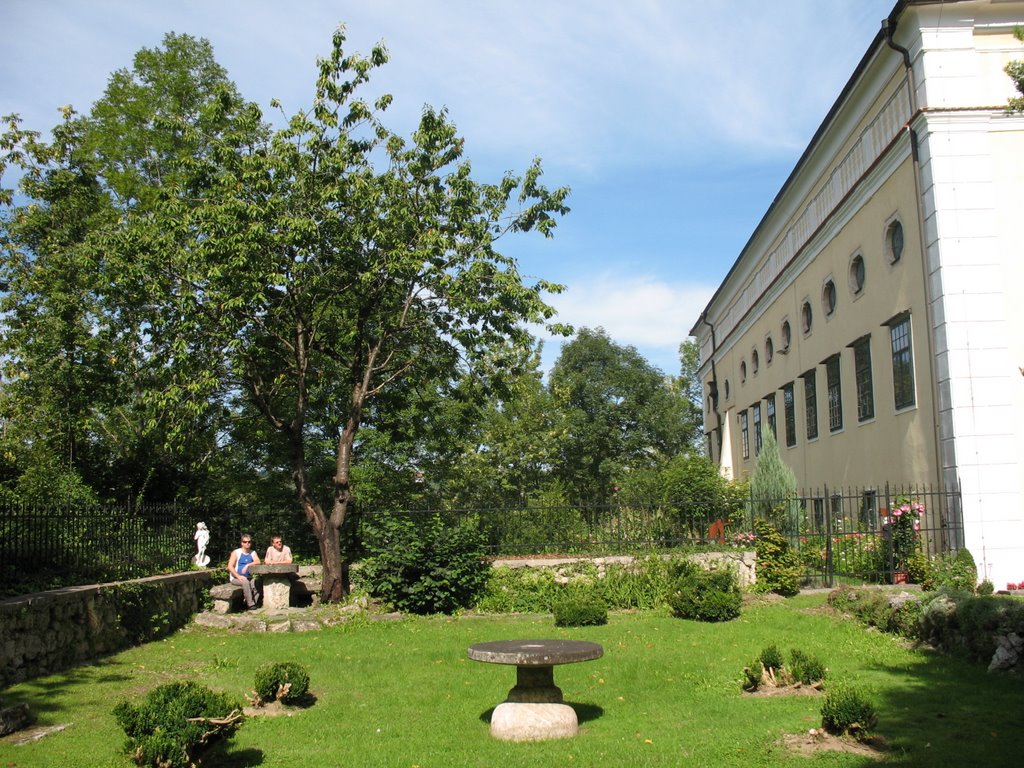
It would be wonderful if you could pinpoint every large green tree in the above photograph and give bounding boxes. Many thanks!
[548,327,693,501]
[100,30,569,600]
[1,34,250,503]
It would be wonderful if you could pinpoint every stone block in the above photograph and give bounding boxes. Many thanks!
[489,702,578,741]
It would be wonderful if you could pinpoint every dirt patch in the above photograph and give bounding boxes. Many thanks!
[243,700,296,718]
[780,729,888,760]
[743,682,823,698]
[742,592,787,606]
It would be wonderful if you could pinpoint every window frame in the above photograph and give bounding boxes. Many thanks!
[802,369,819,441]
[824,353,843,433]
[783,382,796,448]
[852,335,875,422]
[887,312,916,410]
[752,402,762,455]
[740,409,750,460]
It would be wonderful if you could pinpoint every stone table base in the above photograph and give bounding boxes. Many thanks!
[489,702,578,741]
[249,563,298,611]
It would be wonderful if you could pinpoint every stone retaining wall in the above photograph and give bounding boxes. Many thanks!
[0,571,214,689]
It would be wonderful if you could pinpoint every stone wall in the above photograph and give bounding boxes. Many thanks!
[0,571,214,689]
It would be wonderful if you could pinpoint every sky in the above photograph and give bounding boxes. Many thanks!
[2,0,897,375]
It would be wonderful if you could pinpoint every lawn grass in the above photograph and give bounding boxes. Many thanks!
[1,593,1020,767]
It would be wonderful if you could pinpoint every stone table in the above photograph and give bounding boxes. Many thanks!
[467,639,603,741]
[249,563,298,611]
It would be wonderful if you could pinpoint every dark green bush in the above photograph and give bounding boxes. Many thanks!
[752,519,801,596]
[820,685,878,740]
[666,565,741,622]
[253,661,311,705]
[113,681,243,768]
[359,513,489,614]
[789,649,827,685]
[758,644,784,672]
[552,593,608,626]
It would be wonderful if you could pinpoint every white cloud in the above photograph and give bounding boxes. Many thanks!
[538,273,716,374]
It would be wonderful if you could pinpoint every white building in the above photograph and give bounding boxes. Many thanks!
[690,0,1024,587]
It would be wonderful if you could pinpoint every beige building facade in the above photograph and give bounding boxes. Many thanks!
[690,0,1024,587]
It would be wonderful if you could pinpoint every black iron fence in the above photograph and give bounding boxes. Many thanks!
[359,482,964,586]
[789,483,964,587]
[0,501,194,597]
[1,483,963,598]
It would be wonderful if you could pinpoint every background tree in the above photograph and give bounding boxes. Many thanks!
[98,29,569,601]
[671,338,705,450]
[1006,25,1024,112]
[548,327,692,501]
[0,33,250,504]
[749,426,798,533]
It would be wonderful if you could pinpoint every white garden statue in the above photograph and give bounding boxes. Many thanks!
[193,522,211,567]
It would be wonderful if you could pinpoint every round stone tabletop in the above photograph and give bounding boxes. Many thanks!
[468,639,603,666]
[249,563,298,575]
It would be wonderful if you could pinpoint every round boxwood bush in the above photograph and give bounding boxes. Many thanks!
[113,681,243,768]
[552,594,608,626]
[254,661,310,705]
[666,566,742,622]
[821,684,878,740]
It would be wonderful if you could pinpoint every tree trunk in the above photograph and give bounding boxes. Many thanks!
[316,519,348,602]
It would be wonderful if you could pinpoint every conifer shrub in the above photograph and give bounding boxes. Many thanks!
[253,661,311,705]
[552,593,608,626]
[113,681,243,768]
[820,684,878,740]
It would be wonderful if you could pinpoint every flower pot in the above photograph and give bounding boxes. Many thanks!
[893,571,909,585]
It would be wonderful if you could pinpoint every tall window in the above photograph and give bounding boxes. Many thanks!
[783,383,796,448]
[752,403,762,454]
[825,354,843,432]
[802,369,818,440]
[853,336,874,422]
[740,410,750,459]
[889,314,916,410]
[765,393,776,436]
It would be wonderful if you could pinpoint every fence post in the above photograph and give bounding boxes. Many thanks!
[823,485,833,588]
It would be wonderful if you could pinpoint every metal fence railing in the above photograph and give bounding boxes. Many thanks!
[788,483,964,587]
[1,483,964,598]
[0,501,194,597]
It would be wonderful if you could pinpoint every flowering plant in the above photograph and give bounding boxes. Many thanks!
[882,498,925,572]
[732,531,757,548]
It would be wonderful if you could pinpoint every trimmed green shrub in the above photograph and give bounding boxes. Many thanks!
[552,594,608,626]
[742,660,763,691]
[359,513,489,614]
[253,661,310,705]
[752,519,801,596]
[113,681,243,768]
[667,564,741,622]
[820,684,878,740]
[758,645,784,672]
[789,649,827,685]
